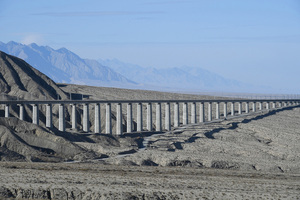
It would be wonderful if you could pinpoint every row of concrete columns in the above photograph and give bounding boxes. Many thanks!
[1,100,299,135]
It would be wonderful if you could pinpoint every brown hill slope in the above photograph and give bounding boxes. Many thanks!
[0,50,67,100]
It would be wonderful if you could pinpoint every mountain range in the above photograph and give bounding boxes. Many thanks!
[0,41,260,93]
[0,41,135,88]
[98,58,252,92]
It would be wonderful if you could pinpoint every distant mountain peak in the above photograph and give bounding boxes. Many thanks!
[57,47,69,53]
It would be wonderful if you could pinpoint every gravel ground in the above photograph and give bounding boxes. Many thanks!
[1,106,300,199]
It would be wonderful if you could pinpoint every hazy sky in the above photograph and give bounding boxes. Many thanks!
[1,0,300,92]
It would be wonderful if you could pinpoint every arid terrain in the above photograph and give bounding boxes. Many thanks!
[0,51,300,199]
[1,101,300,199]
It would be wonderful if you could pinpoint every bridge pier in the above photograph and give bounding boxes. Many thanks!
[106,103,112,134]
[223,102,227,118]
[174,102,179,127]
[191,102,196,123]
[165,102,171,130]
[137,103,143,132]
[199,102,204,122]
[259,102,262,111]
[127,103,132,133]
[183,102,188,125]
[215,102,220,120]
[32,104,39,125]
[266,102,270,109]
[231,102,235,116]
[252,102,256,112]
[245,102,249,113]
[71,104,77,130]
[116,103,122,135]
[59,104,65,132]
[272,102,276,109]
[156,102,162,131]
[147,103,152,131]
[208,102,212,121]
[83,103,89,132]
[18,104,24,120]
[5,104,9,118]
[94,103,101,133]
[46,104,52,128]
[238,102,242,115]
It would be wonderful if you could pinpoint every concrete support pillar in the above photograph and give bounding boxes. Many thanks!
[59,104,65,132]
[283,102,287,107]
[272,102,276,109]
[137,103,143,132]
[106,103,112,134]
[156,102,162,131]
[191,102,196,123]
[174,102,179,127]
[278,102,282,108]
[5,104,9,118]
[83,103,89,132]
[127,103,132,133]
[252,102,256,112]
[71,104,77,130]
[208,102,212,121]
[266,102,270,110]
[147,103,152,131]
[183,102,188,125]
[199,102,205,123]
[94,103,101,133]
[165,102,171,131]
[259,102,262,111]
[215,102,220,119]
[19,104,24,120]
[223,102,227,118]
[245,102,249,113]
[32,104,39,125]
[238,102,242,115]
[231,102,235,116]
[116,103,122,135]
[46,104,52,128]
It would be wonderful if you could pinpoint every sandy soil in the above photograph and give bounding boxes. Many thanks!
[0,162,299,199]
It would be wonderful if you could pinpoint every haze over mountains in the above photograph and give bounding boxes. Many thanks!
[98,58,252,92]
[0,41,135,88]
[0,41,267,93]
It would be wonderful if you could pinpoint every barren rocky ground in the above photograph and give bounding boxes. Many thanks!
[1,106,300,199]
[0,162,299,200]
